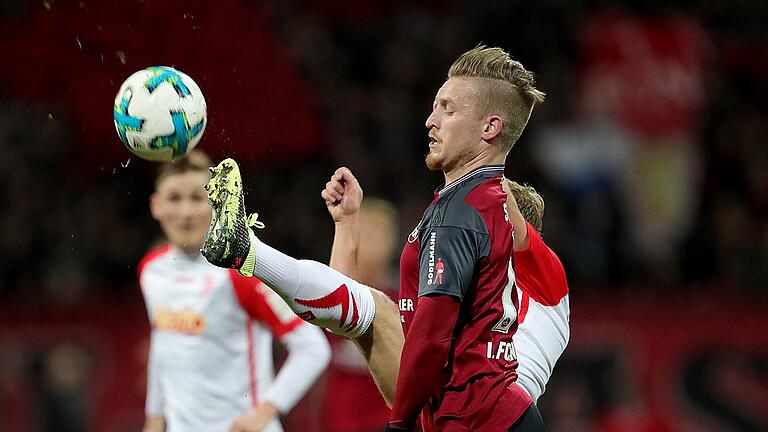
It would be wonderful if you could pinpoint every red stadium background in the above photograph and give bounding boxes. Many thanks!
[3,294,768,431]
[1,0,766,431]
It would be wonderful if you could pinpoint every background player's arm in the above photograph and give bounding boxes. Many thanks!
[230,321,330,432]
[229,403,278,432]
[143,332,165,432]
[323,166,362,280]
[513,223,569,306]
[322,167,404,407]
[230,279,331,431]
[262,322,330,412]
[503,178,530,251]
[503,178,567,303]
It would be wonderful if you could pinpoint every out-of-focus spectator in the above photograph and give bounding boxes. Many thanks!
[322,198,400,432]
[31,343,92,432]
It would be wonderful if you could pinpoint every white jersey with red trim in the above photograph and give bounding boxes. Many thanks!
[139,245,330,432]
[513,222,570,402]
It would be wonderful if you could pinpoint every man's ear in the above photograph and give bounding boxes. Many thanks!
[482,115,503,141]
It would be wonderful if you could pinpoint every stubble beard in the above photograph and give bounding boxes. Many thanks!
[425,150,442,171]
[425,145,475,176]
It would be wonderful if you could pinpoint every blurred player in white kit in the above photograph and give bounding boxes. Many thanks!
[139,150,330,432]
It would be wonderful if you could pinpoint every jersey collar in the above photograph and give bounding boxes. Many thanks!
[436,164,505,197]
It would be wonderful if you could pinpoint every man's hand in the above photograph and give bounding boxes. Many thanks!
[229,402,279,432]
[142,416,165,432]
[503,178,518,209]
[503,178,530,251]
[321,167,363,224]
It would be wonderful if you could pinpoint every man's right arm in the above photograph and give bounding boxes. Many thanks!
[321,167,404,407]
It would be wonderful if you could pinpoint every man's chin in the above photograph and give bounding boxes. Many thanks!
[425,153,443,171]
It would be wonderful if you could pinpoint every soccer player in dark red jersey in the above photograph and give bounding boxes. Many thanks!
[323,172,568,430]
[378,46,546,432]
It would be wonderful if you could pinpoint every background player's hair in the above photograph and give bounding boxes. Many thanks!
[155,150,212,186]
[360,197,398,225]
[506,179,545,233]
[358,197,400,278]
[448,45,545,152]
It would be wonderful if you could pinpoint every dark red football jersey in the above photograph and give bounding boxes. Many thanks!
[399,165,532,432]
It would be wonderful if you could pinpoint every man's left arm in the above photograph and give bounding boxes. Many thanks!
[252,286,331,414]
[387,226,483,430]
[386,294,460,430]
[264,322,331,411]
[229,322,330,432]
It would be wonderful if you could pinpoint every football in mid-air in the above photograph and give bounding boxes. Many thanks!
[113,66,207,161]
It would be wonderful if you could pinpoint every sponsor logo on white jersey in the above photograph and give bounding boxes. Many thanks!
[153,307,207,334]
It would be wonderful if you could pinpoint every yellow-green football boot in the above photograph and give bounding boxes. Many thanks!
[201,158,264,276]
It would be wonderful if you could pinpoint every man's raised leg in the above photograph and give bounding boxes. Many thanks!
[350,289,403,406]
[201,158,376,339]
[201,159,404,405]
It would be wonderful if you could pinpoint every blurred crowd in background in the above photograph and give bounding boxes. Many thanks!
[0,0,767,431]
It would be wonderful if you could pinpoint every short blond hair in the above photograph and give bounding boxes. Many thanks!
[155,150,212,187]
[448,45,545,152]
[506,179,545,232]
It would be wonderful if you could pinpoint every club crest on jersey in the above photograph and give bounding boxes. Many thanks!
[426,232,444,285]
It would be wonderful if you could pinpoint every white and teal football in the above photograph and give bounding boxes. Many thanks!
[113,66,207,161]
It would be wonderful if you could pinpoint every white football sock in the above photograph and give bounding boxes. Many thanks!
[248,234,375,339]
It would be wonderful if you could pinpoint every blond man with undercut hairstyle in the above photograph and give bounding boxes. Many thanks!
[375,45,546,432]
